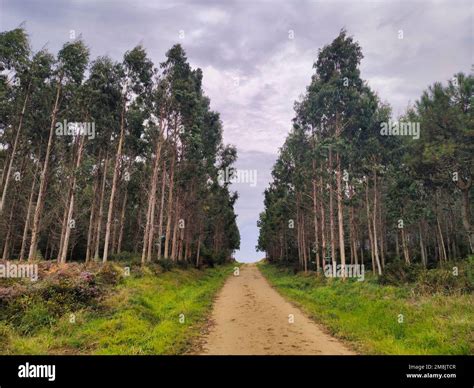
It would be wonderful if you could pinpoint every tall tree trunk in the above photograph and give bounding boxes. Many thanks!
[94,154,109,260]
[437,215,447,263]
[0,82,31,215]
[103,102,126,263]
[143,127,164,263]
[2,197,16,259]
[85,152,102,263]
[157,162,167,260]
[117,189,128,255]
[365,179,375,274]
[329,147,337,271]
[419,222,426,267]
[320,176,327,266]
[401,225,410,264]
[28,76,63,261]
[19,163,39,260]
[372,168,382,275]
[460,186,473,253]
[164,152,175,259]
[59,133,86,264]
[312,161,320,272]
[195,229,202,268]
[171,199,179,261]
[336,152,346,277]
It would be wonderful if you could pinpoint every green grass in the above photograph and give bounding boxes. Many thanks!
[258,262,473,355]
[1,264,234,355]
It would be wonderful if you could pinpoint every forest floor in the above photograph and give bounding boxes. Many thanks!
[197,263,354,355]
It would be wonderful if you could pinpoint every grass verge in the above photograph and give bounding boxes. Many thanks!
[258,262,473,355]
[1,264,234,354]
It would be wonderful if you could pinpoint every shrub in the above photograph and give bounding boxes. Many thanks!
[109,251,140,265]
[379,258,473,295]
[379,260,424,285]
[158,259,174,272]
[95,263,123,286]
[0,262,124,333]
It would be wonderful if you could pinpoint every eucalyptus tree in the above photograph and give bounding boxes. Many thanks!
[102,45,153,263]
[0,27,30,214]
[408,74,473,254]
[28,39,89,261]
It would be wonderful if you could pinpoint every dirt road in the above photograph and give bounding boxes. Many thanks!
[200,264,354,355]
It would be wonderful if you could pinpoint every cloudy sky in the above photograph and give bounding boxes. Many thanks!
[1,0,472,262]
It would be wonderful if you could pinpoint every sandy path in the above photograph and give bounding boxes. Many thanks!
[200,263,354,355]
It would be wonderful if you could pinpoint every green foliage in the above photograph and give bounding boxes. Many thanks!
[158,259,174,272]
[380,259,473,294]
[1,264,233,354]
[0,29,239,266]
[0,263,123,335]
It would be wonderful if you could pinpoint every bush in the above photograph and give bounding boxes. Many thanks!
[415,265,473,295]
[0,322,11,350]
[379,258,473,295]
[0,262,124,333]
[158,259,174,272]
[379,260,424,285]
[109,251,140,265]
[95,263,123,286]
[176,260,189,269]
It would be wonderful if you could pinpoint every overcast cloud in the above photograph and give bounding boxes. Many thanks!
[2,0,472,262]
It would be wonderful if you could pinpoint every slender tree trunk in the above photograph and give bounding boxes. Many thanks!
[143,128,164,263]
[437,215,447,263]
[28,76,63,261]
[378,189,385,268]
[171,199,179,261]
[372,168,382,275]
[0,82,31,215]
[419,222,426,267]
[59,134,86,264]
[195,230,201,268]
[320,176,327,266]
[2,199,16,259]
[117,189,128,254]
[365,179,375,274]
[94,154,109,260]
[336,153,346,277]
[329,147,337,272]
[460,186,473,253]
[157,162,167,260]
[401,225,410,264]
[312,162,320,272]
[103,102,126,263]
[85,152,102,263]
[164,151,175,259]
[311,130,321,273]
[19,164,39,260]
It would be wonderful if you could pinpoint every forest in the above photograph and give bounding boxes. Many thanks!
[257,30,473,276]
[0,24,472,358]
[0,27,240,267]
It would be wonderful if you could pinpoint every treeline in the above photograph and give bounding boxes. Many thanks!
[258,30,473,274]
[0,28,240,265]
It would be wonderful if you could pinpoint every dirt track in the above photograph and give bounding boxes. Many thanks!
[200,264,355,355]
